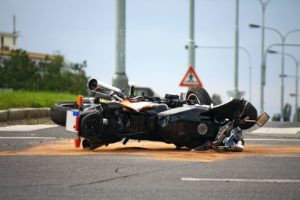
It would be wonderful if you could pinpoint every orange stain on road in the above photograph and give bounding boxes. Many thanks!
[0,140,299,162]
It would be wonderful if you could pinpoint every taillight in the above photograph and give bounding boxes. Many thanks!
[73,116,80,132]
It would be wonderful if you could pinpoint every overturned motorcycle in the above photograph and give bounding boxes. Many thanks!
[50,79,269,152]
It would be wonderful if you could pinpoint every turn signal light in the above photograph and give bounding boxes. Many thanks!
[77,95,83,108]
[74,137,81,148]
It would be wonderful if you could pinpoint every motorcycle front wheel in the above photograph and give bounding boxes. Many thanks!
[186,86,213,105]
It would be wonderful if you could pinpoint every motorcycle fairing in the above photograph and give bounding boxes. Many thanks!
[156,105,218,148]
[209,99,247,120]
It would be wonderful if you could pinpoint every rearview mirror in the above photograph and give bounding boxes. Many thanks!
[256,112,270,127]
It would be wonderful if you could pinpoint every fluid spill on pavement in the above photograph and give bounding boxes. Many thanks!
[0,140,299,162]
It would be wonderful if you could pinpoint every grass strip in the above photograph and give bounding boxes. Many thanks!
[0,91,77,109]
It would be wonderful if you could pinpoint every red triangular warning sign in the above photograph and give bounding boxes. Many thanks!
[179,66,203,87]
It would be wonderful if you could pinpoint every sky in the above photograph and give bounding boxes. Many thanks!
[1,0,300,117]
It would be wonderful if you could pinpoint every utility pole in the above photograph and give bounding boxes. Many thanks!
[112,0,129,93]
[12,15,17,47]
[233,0,240,98]
[197,45,252,101]
[228,0,243,99]
[258,0,271,113]
[13,15,16,35]
[186,0,196,68]
[250,22,300,116]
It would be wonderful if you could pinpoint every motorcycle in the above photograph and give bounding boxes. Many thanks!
[50,79,269,152]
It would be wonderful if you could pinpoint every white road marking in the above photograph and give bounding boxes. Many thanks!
[0,125,58,132]
[245,138,300,142]
[0,137,57,140]
[251,127,300,134]
[181,178,300,183]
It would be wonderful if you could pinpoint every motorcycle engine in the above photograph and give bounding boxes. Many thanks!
[79,112,105,140]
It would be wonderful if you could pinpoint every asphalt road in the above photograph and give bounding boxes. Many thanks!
[0,125,299,200]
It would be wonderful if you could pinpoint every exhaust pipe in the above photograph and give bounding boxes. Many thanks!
[88,79,122,96]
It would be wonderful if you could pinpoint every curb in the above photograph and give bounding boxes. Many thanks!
[0,110,9,121]
[0,108,50,122]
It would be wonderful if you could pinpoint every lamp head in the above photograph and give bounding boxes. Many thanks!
[268,50,278,54]
[249,24,261,28]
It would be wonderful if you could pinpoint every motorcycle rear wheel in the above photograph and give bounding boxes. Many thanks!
[50,102,78,126]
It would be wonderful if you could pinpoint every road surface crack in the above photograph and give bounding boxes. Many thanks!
[69,163,197,188]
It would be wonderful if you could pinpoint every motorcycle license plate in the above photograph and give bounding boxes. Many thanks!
[66,109,80,132]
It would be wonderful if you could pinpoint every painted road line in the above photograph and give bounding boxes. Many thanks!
[0,136,57,140]
[245,138,300,142]
[181,178,300,183]
[0,125,58,132]
[251,127,300,134]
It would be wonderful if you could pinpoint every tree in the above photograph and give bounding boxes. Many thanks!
[272,113,281,121]
[0,49,88,95]
[294,108,300,122]
[0,49,39,90]
[37,56,88,94]
[283,103,292,122]
[38,55,64,91]
[211,94,222,105]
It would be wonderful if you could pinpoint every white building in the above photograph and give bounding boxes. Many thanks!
[0,32,17,50]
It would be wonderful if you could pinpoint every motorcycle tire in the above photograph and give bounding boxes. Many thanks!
[186,86,213,105]
[82,139,104,150]
[50,102,78,126]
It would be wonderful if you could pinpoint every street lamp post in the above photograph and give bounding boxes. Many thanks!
[261,43,300,119]
[269,50,300,121]
[254,0,272,114]
[197,45,252,101]
[224,0,242,99]
[113,0,129,93]
[186,0,242,99]
[233,0,240,99]
[250,24,300,117]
